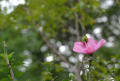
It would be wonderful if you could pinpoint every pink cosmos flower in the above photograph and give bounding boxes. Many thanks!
[73,38,106,54]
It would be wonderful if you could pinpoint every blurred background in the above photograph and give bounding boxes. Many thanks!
[0,0,120,81]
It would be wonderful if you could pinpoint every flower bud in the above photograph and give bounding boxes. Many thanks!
[82,35,88,42]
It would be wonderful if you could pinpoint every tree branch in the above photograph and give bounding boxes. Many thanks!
[79,20,86,37]
[38,31,72,67]
[75,67,82,81]
[3,41,16,81]
[75,0,86,37]
[69,0,84,81]
[75,62,82,81]
[74,12,81,41]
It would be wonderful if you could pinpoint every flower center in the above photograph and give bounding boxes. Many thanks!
[83,42,88,47]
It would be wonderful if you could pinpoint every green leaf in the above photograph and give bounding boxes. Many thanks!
[8,52,14,60]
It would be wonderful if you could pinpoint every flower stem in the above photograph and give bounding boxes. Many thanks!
[88,55,93,81]
[88,59,92,81]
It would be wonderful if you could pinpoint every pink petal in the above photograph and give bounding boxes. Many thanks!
[96,39,106,50]
[87,38,97,49]
[73,42,87,54]
[84,45,96,54]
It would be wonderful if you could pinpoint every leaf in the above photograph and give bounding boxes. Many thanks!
[0,53,5,59]
[8,52,14,60]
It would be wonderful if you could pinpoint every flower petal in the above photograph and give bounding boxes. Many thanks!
[84,45,95,54]
[96,39,106,50]
[87,38,97,49]
[73,42,87,54]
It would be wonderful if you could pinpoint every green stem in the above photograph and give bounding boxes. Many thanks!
[88,59,92,81]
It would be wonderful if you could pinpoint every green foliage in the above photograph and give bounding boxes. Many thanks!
[0,0,120,81]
